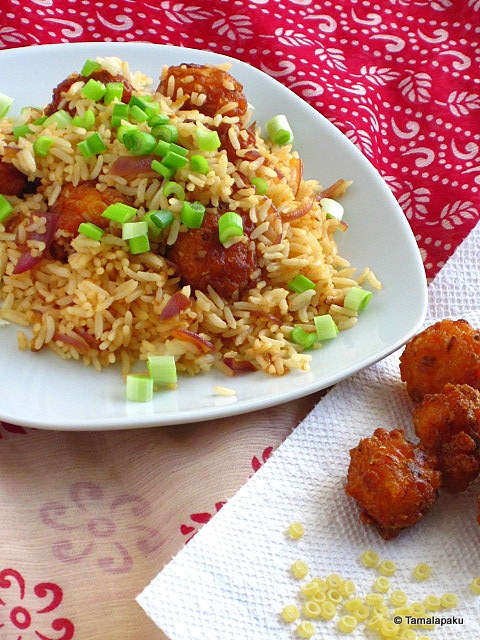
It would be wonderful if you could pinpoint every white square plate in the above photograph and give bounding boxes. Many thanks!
[0,42,427,430]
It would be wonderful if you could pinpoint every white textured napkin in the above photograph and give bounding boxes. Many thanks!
[138,224,480,640]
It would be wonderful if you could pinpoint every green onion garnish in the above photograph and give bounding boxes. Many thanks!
[266,114,293,146]
[101,202,137,224]
[196,128,220,151]
[81,58,102,77]
[121,221,149,240]
[128,95,151,112]
[72,109,95,131]
[287,274,315,293]
[148,114,169,127]
[149,209,173,230]
[104,82,124,105]
[151,160,175,180]
[320,197,344,221]
[111,102,130,127]
[169,143,188,157]
[181,201,205,229]
[314,314,339,341]
[116,123,137,143]
[163,181,185,201]
[78,222,104,241]
[13,125,33,142]
[147,355,177,386]
[126,374,154,402]
[218,211,243,245]
[190,154,209,174]
[130,104,149,124]
[0,195,13,224]
[0,93,13,118]
[44,110,73,130]
[77,132,106,158]
[290,326,317,350]
[145,103,160,119]
[32,115,48,126]
[33,135,54,157]
[123,130,156,156]
[153,140,170,157]
[152,123,178,143]
[128,234,150,255]
[343,287,372,312]
[251,177,268,195]
[162,150,188,169]
[81,78,106,101]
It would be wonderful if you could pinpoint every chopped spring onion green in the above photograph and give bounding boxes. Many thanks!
[101,202,137,224]
[130,104,149,123]
[314,314,339,341]
[195,128,220,151]
[145,102,160,119]
[287,274,315,293]
[123,130,157,156]
[128,234,150,255]
[0,195,13,224]
[163,181,185,201]
[116,123,137,143]
[104,81,124,105]
[290,326,317,350]
[181,200,205,229]
[111,102,130,127]
[33,135,54,157]
[72,109,95,131]
[142,212,162,241]
[149,209,174,230]
[251,177,268,195]
[190,154,209,174]
[81,78,106,101]
[122,221,149,240]
[77,132,107,158]
[126,374,154,402]
[44,110,73,129]
[153,140,170,156]
[0,93,13,118]
[344,287,372,312]
[218,211,243,245]
[147,355,177,386]
[266,114,293,146]
[148,113,169,127]
[162,150,188,169]
[152,123,178,143]
[151,160,175,180]
[78,222,104,241]
[320,197,344,220]
[169,143,188,157]
[128,95,151,112]
[81,58,102,77]
[13,125,33,142]
[32,115,48,126]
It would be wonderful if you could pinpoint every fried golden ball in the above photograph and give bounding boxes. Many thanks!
[399,319,480,402]
[413,383,480,492]
[346,428,441,540]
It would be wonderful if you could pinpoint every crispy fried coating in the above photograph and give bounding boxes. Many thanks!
[399,319,480,402]
[216,122,258,163]
[157,64,248,118]
[346,428,441,540]
[167,210,257,298]
[413,383,480,492]
[0,158,28,196]
[45,69,134,116]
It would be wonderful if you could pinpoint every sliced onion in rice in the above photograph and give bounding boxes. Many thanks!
[223,357,256,373]
[73,327,98,346]
[13,214,58,274]
[170,328,216,352]
[288,157,303,198]
[249,309,282,324]
[281,199,314,221]
[108,154,158,177]
[53,332,89,352]
[160,292,191,320]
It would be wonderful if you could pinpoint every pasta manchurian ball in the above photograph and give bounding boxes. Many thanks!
[346,428,441,540]
[413,383,480,493]
[399,319,480,402]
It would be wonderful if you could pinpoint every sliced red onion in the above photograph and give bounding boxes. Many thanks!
[13,214,58,274]
[281,199,314,221]
[160,292,191,320]
[108,155,158,177]
[289,157,303,198]
[53,332,89,352]
[249,309,282,324]
[73,327,98,346]
[223,357,256,372]
[170,328,216,353]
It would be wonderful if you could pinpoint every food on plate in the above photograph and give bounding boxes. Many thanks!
[412,383,480,493]
[399,319,480,402]
[345,428,441,540]
[0,56,380,395]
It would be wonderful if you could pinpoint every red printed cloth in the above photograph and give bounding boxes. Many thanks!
[0,2,479,639]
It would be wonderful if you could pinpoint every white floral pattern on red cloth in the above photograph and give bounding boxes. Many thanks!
[0,0,479,278]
